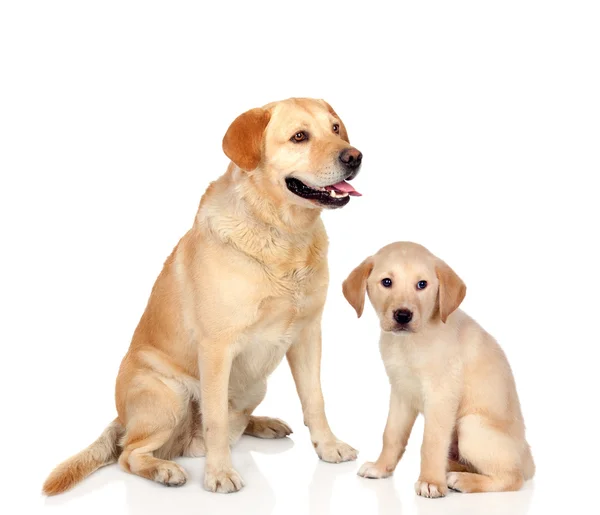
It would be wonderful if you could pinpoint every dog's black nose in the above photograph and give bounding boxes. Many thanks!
[339,148,362,169]
[393,309,413,325]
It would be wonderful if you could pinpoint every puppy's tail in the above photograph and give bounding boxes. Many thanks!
[522,442,536,480]
[42,419,124,496]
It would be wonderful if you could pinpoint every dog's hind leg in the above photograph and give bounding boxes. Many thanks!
[446,415,524,493]
[118,382,188,487]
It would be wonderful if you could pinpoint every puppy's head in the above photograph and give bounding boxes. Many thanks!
[222,98,362,209]
[342,242,466,333]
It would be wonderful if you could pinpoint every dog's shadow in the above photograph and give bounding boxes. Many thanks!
[311,463,404,515]
[310,462,535,515]
[42,441,536,515]
[43,436,294,515]
[414,480,535,515]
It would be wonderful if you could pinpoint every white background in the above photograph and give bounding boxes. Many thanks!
[1,1,599,514]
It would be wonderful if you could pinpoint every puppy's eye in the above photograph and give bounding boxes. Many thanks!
[332,123,340,134]
[416,280,428,290]
[381,278,392,288]
[291,131,308,143]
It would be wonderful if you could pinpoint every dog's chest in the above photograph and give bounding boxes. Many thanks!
[251,295,303,344]
[381,334,459,412]
[234,270,323,379]
[380,340,427,410]
[260,257,325,329]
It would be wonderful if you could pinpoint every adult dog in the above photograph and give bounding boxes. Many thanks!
[44,98,362,495]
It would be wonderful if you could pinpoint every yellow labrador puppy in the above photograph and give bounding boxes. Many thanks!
[343,242,534,497]
[43,98,361,496]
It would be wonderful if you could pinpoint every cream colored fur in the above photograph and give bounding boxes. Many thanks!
[43,98,360,496]
[343,242,534,497]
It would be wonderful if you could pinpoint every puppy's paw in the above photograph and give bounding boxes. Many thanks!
[415,478,448,498]
[446,471,479,492]
[245,416,292,439]
[446,471,463,492]
[314,439,358,463]
[357,461,393,479]
[153,462,187,487]
[203,465,245,494]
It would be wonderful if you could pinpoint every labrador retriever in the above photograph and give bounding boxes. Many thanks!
[43,98,361,495]
[343,242,534,497]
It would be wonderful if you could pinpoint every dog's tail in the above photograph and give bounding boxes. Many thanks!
[42,419,124,496]
[522,442,536,481]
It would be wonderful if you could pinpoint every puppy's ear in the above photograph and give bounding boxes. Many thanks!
[435,260,466,323]
[320,99,350,143]
[222,108,271,171]
[342,257,374,318]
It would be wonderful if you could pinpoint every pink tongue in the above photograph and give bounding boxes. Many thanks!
[325,180,362,197]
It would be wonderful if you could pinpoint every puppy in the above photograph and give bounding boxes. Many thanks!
[43,98,361,496]
[343,242,534,497]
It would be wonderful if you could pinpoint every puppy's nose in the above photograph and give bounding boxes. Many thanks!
[339,148,362,170]
[393,309,413,325]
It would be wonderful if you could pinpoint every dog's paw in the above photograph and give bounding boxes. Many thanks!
[153,462,188,487]
[314,439,358,463]
[245,416,292,439]
[203,465,245,494]
[415,478,448,498]
[357,461,393,479]
[447,471,472,492]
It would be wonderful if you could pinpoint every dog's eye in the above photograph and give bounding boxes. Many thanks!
[416,280,428,290]
[381,278,392,288]
[291,131,308,143]
[332,123,340,134]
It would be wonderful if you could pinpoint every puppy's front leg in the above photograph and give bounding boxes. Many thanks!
[415,397,457,498]
[287,321,357,463]
[358,389,417,479]
[200,344,244,493]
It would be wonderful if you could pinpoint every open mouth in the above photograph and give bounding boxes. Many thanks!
[285,177,362,208]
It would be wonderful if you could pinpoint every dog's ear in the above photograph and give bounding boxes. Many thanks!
[222,108,271,171]
[342,257,374,318]
[435,260,466,323]
[320,99,349,143]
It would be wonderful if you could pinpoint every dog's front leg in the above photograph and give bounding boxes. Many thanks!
[199,344,244,493]
[415,395,458,498]
[358,388,418,478]
[287,320,357,463]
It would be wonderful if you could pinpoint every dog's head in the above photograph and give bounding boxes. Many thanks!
[342,242,466,334]
[222,98,362,209]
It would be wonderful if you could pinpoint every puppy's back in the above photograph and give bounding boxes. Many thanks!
[451,311,527,438]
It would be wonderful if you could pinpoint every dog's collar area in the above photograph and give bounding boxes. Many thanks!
[285,177,353,208]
